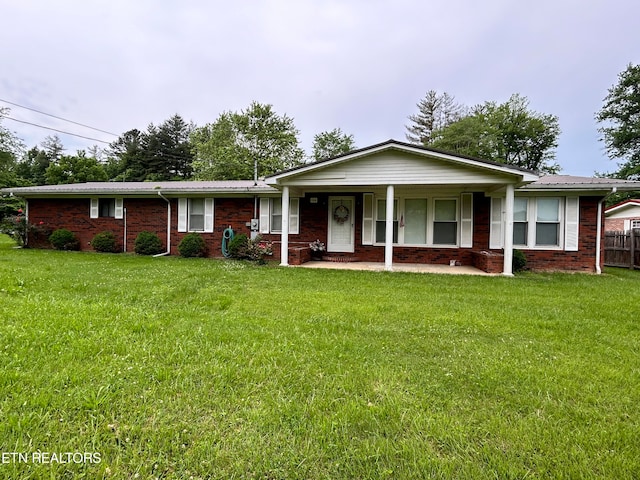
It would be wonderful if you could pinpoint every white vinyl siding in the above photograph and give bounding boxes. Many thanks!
[259,197,299,234]
[178,198,214,233]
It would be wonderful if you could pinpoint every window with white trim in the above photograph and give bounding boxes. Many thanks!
[188,198,205,231]
[99,199,115,217]
[90,198,123,219]
[369,195,470,247]
[375,199,398,243]
[177,198,214,233]
[404,198,427,244]
[433,199,458,245]
[499,196,569,249]
[632,219,640,229]
[270,199,283,232]
[259,197,299,234]
[513,198,528,246]
[535,198,560,246]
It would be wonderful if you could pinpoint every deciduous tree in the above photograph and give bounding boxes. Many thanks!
[45,151,107,184]
[596,63,640,181]
[191,102,304,180]
[432,94,561,173]
[311,128,355,161]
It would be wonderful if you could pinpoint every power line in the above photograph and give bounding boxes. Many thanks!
[4,116,111,144]
[0,98,118,136]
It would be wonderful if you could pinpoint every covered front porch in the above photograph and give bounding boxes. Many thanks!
[264,140,539,276]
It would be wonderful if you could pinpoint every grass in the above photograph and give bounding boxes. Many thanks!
[0,233,639,479]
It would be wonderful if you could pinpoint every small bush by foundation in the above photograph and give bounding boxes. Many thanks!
[134,231,163,255]
[178,233,207,258]
[49,229,80,251]
[91,231,119,253]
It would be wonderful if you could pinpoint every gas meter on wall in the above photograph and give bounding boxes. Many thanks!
[250,218,259,231]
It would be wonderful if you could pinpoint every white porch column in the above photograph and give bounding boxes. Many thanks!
[280,186,290,266]
[502,183,515,276]
[385,185,394,271]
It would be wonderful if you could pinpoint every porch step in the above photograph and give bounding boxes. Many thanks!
[321,255,361,263]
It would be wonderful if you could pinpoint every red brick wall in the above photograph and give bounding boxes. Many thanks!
[26,194,606,272]
[605,218,625,231]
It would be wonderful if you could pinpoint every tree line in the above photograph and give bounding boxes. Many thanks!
[1,62,638,195]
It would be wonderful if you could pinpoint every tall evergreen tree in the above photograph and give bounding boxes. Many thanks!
[406,90,465,145]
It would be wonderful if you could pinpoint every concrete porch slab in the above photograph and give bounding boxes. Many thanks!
[296,261,496,275]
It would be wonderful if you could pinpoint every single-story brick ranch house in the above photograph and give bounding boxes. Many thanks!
[605,199,640,232]
[5,140,640,275]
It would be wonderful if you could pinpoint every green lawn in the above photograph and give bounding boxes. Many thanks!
[0,234,639,479]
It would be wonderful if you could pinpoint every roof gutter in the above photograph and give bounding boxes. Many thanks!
[595,187,617,274]
[154,191,171,257]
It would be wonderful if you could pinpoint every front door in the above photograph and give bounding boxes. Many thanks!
[327,196,355,253]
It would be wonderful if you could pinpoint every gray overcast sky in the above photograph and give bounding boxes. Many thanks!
[1,0,638,176]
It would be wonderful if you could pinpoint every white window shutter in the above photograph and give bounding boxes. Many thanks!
[489,197,503,249]
[114,198,124,219]
[178,198,188,232]
[362,193,374,245]
[204,198,214,233]
[259,198,270,234]
[289,198,299,234]
[460,193,473,248]
[565,196,579,251]
[90,198,99,219]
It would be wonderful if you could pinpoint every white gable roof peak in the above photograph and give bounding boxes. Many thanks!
[266,139,539,186]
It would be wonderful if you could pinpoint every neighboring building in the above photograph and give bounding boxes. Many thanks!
[605,199,640,232]
[4,140,640,275]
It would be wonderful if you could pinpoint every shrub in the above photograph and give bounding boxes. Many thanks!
[0,213,50,247]
[134,231,163,255]
[49,229,80,251]
[227,233,273,264]
[91,231,119,253]
[178,233,207,258]
[227,233,249,259]
[513,249,527,272]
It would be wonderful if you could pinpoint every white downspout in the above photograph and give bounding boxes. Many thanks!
[595,187,616,274]
[123,207,127,252]
[154,191,171,257]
